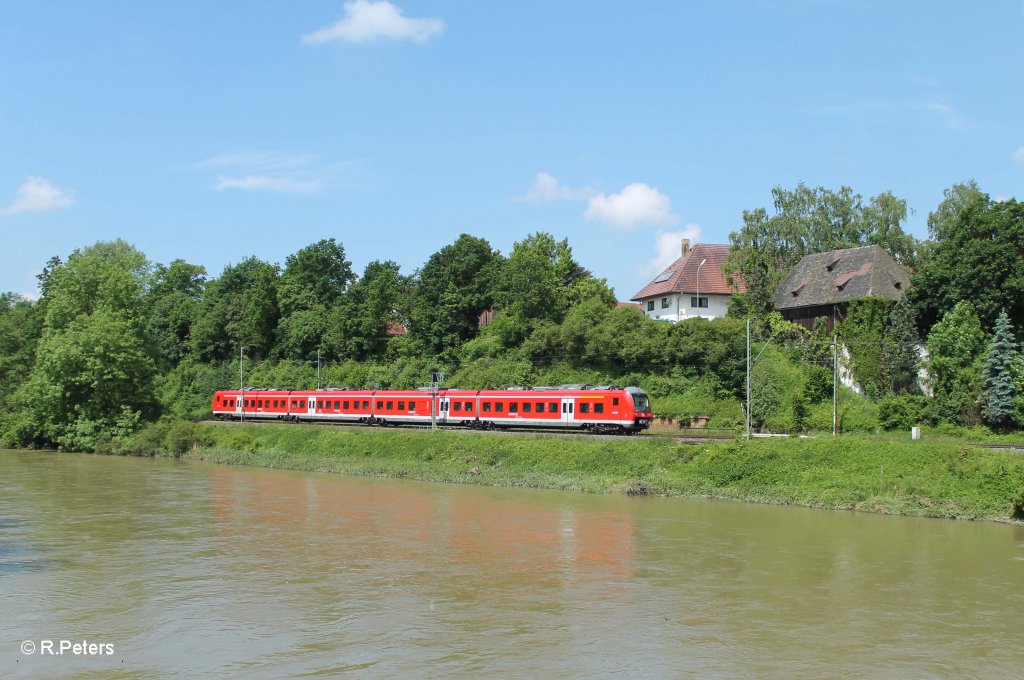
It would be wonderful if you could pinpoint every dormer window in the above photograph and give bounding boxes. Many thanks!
[791,279,808,297]
[826,255,841,271]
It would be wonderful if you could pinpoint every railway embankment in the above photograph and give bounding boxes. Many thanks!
[116,421,1024,523]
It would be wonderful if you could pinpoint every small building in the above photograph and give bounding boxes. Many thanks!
[630,239,744,321]
[773,244,910,330]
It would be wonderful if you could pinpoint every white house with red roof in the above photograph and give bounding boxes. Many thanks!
[630,239,745,321]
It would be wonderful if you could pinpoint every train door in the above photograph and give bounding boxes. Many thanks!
[561,398,575,425]
[436,395,450,425]
[235,396,242,416]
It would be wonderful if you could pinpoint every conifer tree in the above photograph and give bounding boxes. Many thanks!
[982,309,1018,429]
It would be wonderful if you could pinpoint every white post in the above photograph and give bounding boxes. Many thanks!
[696,258,707,318]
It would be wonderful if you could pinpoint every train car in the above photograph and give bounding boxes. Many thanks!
[212,385,653,434]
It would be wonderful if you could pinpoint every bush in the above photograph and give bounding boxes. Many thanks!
[878,395,931,431]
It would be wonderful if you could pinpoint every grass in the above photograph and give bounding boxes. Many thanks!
[122,421,1024,523]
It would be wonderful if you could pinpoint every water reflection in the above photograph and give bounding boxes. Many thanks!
[2,450,1022,678]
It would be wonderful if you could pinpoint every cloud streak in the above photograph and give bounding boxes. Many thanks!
[1,177,74,217]
[303,0,445,45]
[1013,147,1024,166]
[197,151,329,194]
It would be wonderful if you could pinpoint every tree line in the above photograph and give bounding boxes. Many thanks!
[1,180,1022,451]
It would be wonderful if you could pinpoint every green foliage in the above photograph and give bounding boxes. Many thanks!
[878,395,931,431]
[880,296,920,395]
[17,309,157,450]
[911,190,1024,332]
[841,298,890,400]
[192,256,280,360]
[926,301,987,425]
[981,310,1018,429]
[145,259,207,369]
[410,234,502,360]
[330,260,408,361]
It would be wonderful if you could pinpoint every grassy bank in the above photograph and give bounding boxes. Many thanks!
[122,421,1024,523]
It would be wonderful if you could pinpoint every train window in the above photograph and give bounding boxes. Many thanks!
[579,403,590,414]
[363,401,369,410]
[257,400,262,408]
[495,402,503,413]
[376,401,383,410]
[522,403,531,413]
[613,398,619,406]
[398,401,405,410]
[536,401,544,412]
[453,402,462,412]
[483,402,491,413]
[465,402,473,412]
[383,401,391,410]
[510,402,518,413]
[548,403,558,414]
[595,403,604,414]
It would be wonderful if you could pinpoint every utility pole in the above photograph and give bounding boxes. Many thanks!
[832,334,838,437]
[239,346,245,423]
[696,258,707,318]
[316,348,321,390]
[746,318,751,440]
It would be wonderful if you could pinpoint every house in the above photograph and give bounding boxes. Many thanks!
[630,239,745,321]
[773,244,910,331]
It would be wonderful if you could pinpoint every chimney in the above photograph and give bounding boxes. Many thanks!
[681,239,690,258]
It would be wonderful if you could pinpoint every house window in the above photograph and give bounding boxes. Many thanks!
[690,296,708,308]
[661,297,670,309]
[647,300,654,311]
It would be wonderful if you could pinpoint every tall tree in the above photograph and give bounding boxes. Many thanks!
[331,260,409,361]
[146,259,207,368]
[925,301,987,425]
[910,190,1024,333]
[880,296,920,395]
[410,234,502,358]
[982,310,1018,429]
[192,257,280,360]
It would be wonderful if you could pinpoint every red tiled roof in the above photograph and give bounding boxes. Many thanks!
[616,301,642,310]
[630,243,745,301]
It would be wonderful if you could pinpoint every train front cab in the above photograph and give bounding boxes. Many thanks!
[625,387,653,432]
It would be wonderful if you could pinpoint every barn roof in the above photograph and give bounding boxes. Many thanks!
[630,243,745,301]
[773,244,910,310]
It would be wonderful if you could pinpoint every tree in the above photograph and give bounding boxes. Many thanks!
[982,310,1018,429]
[277,238,354,316]
[41,240,151,330]
[910,190,1024,333]
[727,183,916,318]
[492,232,599,347]
[925,301,987,425]
[146,259,207,368]
[880,296,920,395]
[330,260,409,361]
[192,257,280,360]
[410,234,502,359]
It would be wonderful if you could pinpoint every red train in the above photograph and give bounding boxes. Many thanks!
[211,385,653,434]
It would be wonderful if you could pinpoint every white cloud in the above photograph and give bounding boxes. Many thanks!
[641,226,702,277]
[519,172,586,202]
[195,152,313,171]
[1,177,74,217]
[1012,147,1024,166]
[213,176,323,193]
[303,0,445,45]
[585,182,678,230]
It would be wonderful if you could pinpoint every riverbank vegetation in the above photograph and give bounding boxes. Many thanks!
[114,422,1024,523]
[1,182,1023,454]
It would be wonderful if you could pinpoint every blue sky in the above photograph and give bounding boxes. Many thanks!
[2,1,1023,301]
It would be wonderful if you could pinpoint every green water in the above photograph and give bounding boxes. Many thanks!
[2,449,1022,678]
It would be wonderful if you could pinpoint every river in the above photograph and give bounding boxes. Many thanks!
[2,449,1022,678]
